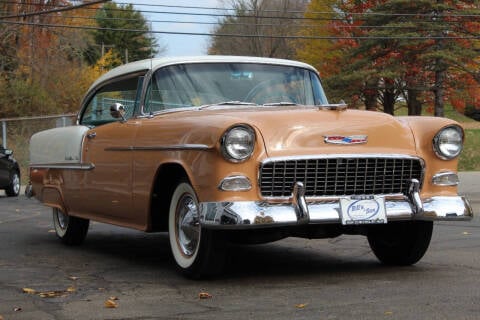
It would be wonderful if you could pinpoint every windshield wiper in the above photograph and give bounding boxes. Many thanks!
[263,102,300,106]
[199,101,258,109]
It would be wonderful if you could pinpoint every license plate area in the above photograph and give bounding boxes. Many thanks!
[340,196,387,225]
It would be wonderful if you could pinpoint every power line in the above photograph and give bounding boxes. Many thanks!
[1,1,479,21]
[4,12,467,32]
[1,19,479,40]
[0,0,110,19]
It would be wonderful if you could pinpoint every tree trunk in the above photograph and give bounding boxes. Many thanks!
[364,79,378,111]
[434,62,445,117]
[382,79,395,115]
[407,89,422,115]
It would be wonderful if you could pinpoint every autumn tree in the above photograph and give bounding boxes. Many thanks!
[0,0,107,117]
[295,0,341,83]
[298,0,480,116]
[85,2,162,66]
[208,0,307,59]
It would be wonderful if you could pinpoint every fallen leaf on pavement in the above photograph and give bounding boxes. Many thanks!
[198,292,212,299]
[295,303,308,309]
[23,287,74,298]
[385,311,394,315]
[105,299,118,308]
[39,290,68,298]
[22,288,36,294]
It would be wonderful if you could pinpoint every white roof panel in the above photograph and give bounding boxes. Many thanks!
[88,55,318,91]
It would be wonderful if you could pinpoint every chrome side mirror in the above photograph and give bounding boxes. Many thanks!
[110,103,126,121]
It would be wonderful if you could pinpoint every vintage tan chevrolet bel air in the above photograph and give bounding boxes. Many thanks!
[27,56,473,277]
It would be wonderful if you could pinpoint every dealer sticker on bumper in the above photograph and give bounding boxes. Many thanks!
[340,196,387,225]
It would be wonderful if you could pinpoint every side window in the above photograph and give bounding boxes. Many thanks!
[80,76,143,127]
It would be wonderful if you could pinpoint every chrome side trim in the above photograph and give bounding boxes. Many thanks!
[104,144,211,152]
[29,163,95,170]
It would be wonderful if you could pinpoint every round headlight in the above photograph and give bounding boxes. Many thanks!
[222,125,255,162]
[433,125,463,160]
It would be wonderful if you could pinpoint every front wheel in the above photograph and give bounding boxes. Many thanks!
[367,221,433,266]
[168,182,226,278]
[53,208,90,246]
[5,171,20,197]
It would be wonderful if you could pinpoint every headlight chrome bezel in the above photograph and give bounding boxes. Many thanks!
[221,125,256,163]
[433,125,464,160]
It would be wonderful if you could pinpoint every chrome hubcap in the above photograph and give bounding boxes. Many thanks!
[57,211,69,230]
[176,193,200,257]
[12,173,20,194]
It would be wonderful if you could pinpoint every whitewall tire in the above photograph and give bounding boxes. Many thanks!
[168,182,226,278]
[53,208,90,246]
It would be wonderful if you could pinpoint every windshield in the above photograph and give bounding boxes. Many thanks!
[144,63,328,113]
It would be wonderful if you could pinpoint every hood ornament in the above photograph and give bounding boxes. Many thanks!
[324,135,368,145]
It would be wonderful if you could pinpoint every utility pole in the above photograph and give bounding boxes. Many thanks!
[433,0,446,117]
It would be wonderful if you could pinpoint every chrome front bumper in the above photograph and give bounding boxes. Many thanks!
[199,182,473,229]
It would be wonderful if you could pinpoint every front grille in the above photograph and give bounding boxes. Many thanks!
[259,156,423,198]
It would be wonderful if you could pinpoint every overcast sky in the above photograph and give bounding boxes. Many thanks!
[127,0,224,57]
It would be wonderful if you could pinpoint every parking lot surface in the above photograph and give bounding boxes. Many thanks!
[0,172,479,320]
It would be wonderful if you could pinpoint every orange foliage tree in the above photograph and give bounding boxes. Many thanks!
[296,0,480,116]
[0,1,106,117]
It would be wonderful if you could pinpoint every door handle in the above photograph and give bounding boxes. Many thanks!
[87,132,96,139]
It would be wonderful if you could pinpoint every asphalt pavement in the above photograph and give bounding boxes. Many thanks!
[0,173,479,320]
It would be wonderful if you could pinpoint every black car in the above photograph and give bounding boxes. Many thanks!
[0,145,20,197]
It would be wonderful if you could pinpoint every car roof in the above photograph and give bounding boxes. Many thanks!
[88,55,319,91]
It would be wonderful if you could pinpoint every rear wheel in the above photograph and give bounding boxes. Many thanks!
[367,221,433,266]
[5,171,20,197]
[168,182,226,278]
[53,208,90,245]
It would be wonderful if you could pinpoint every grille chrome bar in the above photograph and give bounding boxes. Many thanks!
[259,155,424,198]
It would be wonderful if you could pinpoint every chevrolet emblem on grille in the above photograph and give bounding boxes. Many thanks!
[324,135,368,144]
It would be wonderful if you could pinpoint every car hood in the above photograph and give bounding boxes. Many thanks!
[171,105,417,158]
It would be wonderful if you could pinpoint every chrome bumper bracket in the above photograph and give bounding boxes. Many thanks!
[292,182,309,224]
